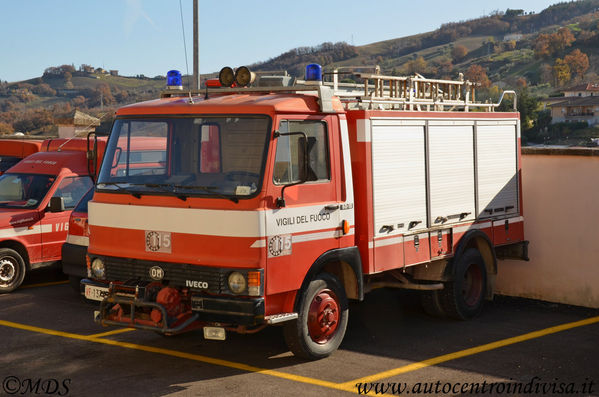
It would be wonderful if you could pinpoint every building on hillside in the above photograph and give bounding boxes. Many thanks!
[548,97,599,125]
[80,65,95,74]
[503,33,523,41]
[55,110,100,138]
[561,82,599,97]
[546,83,599,125]
[110,70,119,76]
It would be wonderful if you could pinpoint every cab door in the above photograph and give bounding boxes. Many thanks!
[265,116,342,295]
[41,176,93,260]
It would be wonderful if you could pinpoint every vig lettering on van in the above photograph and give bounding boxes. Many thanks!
[186,280,209,289]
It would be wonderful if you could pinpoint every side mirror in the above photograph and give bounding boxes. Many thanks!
[49,196,65,213]
[273,130,309,208]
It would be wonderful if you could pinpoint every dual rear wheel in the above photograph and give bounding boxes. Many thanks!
[421,248,487,320]
[284,248,487,359]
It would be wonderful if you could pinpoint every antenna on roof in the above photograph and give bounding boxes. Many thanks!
[178,0,191,91]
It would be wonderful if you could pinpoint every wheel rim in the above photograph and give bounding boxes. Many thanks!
[0,257,17,285]
[462,263,483,307]
[307,288,340,344]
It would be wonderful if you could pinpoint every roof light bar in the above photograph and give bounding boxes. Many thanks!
[305,64,322,82]
[166,70,183,90]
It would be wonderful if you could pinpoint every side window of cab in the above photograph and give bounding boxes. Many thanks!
[52,177,93,209]
[273,120,330,185]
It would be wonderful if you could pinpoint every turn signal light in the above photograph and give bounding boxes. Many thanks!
[86,255,91,277]
[248,271,261,287]
[248,271,261,296]
[342,220,350,235]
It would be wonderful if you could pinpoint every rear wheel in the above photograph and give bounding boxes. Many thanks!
[439,248,487,320]
[284,273,348,360]
[0,248,26,293]
[420,290,446,318]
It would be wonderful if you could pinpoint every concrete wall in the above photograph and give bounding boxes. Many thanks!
[495,148,599,308]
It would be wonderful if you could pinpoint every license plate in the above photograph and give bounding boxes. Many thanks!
[203,326,226,341]
[84,285,109,301]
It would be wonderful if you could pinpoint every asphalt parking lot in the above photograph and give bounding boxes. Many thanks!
[1,266,598,396]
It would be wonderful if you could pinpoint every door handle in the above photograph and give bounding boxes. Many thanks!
[325,204,340,211]
[408,220,422,229]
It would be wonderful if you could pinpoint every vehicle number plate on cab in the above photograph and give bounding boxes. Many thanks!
[84,285,109,301]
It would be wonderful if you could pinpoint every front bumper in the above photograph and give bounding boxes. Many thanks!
[81,279,265,334]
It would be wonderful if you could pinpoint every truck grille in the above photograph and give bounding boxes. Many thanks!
[103,256,226,294]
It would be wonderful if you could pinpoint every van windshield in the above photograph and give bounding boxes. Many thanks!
[0,156,21,173]
[0,173,56,208]
[97,116,271,200]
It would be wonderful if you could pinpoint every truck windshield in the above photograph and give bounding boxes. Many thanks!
[0,173,56,209]
[0,156,21,173]
[97,116,271,200]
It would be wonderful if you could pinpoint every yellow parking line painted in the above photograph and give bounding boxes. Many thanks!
[339,315,599,388]
[2,315,598,394]
[19,280,69,289]
[0,320,347,393]
[87,328,136,338]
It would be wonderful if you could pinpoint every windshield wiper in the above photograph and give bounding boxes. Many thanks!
[176,185,239,203]
[96,182,142,199]
[141,183,188,201]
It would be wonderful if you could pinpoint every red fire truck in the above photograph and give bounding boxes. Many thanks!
[0,138,43,175]
[83,65,528,359]
[0,137,105,292]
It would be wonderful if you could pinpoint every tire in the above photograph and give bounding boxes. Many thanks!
[439,248,487,320]
[284,273,349,360]
[420,290,446,318]
[0,248,26,293]
[69,276,82,294]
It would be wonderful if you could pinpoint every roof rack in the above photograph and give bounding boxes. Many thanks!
[161,66,517,113]
[322,66,516,112]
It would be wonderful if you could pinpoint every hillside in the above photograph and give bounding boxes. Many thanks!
[2,0,599,138]
[252,0,599,94]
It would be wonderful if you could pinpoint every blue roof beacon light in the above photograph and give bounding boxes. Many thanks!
[305,63,322,85]
[166,70,183,90]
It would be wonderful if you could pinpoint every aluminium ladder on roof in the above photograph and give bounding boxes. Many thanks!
[328,67,516,112]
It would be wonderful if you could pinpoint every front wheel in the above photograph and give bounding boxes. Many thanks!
[0,248,26,293]
[284,273,348,360]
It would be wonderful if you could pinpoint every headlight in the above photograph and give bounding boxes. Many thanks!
[91,258,106,279]
[228,271,246,294]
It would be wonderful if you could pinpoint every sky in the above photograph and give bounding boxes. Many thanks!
[1,0,563,83]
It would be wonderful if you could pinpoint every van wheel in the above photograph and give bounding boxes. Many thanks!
[284,273,348,360]
[420,290,446,318]
[0,248,26,293]
[440,248,487,320]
